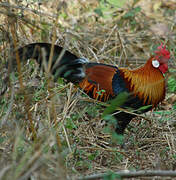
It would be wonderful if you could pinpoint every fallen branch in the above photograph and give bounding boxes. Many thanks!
[76,170,176,180]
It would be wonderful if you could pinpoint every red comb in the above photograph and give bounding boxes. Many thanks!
[154,43,170,60]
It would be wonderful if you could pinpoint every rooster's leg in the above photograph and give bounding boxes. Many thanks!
[114,112,135,134]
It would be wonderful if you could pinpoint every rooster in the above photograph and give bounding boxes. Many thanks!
[9,43,170,134]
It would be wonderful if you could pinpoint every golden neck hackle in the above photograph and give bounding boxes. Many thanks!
[120,58,166,106]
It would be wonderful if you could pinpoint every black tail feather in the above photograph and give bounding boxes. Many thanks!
[10,43,88,83]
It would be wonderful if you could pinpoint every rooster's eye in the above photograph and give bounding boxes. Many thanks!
[152,60,160,68]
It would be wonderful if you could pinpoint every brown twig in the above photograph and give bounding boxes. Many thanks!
[116,28,130,66]
[45,2,62,149]
[10,18,37,140]
[76,170,176,180]
[0,2,56,18]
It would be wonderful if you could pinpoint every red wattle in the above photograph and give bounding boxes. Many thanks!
[159,64,168,74]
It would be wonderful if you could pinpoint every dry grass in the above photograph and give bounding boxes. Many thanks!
[0,0,176,179]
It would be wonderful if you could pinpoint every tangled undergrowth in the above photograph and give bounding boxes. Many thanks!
[0,0,176,179]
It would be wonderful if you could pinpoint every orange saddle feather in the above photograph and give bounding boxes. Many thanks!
[79,63,118,101]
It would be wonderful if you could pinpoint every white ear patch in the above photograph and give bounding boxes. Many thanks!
[152,60,160,68]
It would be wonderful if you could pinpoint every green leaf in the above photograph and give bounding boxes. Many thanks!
[95,0,127,18]
[94,8,104,17]
[97,89,106,95]
[65,118,77,130]
[132,0,142,7]
[134,6,141,13]
[168,77,176,93]
[102,92,129,117]
[107,0,127,8]
[173,104,176,110]
[154,111,172,115]
[0,136,5,144]
[124,6,141,18]
[57,77,64,85]
[104,171,121,180]
[137,105,152,111]
[111,132,124,145]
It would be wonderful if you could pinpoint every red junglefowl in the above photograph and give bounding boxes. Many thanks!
[9,43,170,134]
